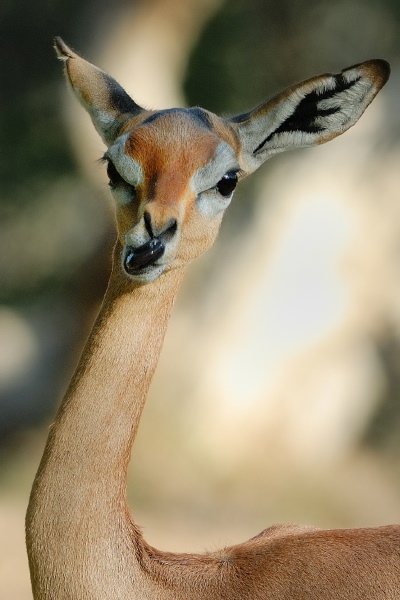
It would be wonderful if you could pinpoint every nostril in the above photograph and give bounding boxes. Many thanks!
[164,218,178,239]
[143,211,153,238]
[143,211,178,240]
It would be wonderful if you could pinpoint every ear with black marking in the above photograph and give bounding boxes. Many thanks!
[230,59,390,175]
[54,37,144,145]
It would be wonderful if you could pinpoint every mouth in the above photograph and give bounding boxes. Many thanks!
[124,238,165,276]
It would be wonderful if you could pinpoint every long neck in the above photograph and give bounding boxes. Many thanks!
[26,249,185,599]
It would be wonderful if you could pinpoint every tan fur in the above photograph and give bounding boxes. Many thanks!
[26,39,399,599]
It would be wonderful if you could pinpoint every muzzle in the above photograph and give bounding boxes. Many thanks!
[123,238,165,275]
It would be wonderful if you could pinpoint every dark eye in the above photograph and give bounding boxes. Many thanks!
[106,160,124,189]
[216,171,238,197]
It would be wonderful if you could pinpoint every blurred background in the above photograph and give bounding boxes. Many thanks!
[1,0,400,597]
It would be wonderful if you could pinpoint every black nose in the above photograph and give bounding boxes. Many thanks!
[124,238,165,275]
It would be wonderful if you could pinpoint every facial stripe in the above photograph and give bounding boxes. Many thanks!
[108,112,239,220]
[120,114,228,203]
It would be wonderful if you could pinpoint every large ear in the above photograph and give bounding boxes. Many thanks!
[54,37,144,145]
[229,59,390,175]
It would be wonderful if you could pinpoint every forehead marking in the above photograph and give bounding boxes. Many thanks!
[109,113,238,207]
[142,107,214,130]
[122,117,224,204]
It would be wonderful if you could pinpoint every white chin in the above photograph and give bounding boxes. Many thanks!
[124,264,166,284]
